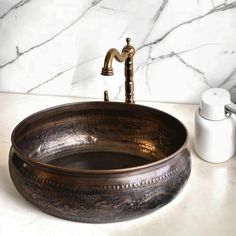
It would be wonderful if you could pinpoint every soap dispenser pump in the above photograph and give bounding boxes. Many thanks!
[194,88,236,163]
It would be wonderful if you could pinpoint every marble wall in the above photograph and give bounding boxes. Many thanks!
[0,0,236,103]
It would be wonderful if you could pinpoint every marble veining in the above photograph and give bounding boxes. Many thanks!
[0,0,236,103]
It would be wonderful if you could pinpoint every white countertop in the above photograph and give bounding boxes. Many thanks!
[0,92,236,236]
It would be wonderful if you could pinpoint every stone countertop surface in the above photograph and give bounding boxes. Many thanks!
[0,92,235,236]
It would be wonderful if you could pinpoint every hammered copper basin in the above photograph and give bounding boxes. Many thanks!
[9,101,191,223]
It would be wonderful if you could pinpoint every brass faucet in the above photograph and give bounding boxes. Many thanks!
[101,38,135,103]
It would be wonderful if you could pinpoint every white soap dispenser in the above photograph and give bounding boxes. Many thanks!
[194,88,236,163]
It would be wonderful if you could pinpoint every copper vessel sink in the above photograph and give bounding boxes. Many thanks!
[9,101,191,223]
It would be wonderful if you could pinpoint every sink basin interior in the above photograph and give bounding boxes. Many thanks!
[46,151,152,170]
[12,102,187,171]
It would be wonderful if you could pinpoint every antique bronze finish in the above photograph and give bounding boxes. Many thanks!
[9,102,191,223]
[101,37,135,103]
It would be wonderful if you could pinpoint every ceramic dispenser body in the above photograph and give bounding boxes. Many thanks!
[194,88,236,163]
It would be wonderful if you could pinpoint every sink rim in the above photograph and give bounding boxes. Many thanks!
[11,101,189,175]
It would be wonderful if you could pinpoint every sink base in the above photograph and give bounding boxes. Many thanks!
[9,148,191,223]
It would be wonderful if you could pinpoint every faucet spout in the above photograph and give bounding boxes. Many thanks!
[101,38,135,103]
[101,48,128,76]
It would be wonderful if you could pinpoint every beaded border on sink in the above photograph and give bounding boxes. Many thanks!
[12,156,189,192]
